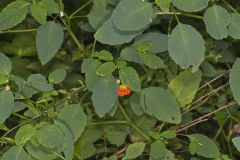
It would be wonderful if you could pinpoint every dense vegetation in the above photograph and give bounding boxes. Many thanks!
[1,0,240,159]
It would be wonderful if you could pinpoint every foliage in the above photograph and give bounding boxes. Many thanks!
[0,0,240,159]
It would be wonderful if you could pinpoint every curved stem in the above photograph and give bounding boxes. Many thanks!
[70,0,94,18]
[118,103,151,142]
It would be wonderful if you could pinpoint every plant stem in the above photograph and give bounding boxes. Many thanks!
[156,12,203,20]
[87,120,128,126]
[0,29,37,34]
[222,0,238,13]
[70,0,94,18]
[118,103,151,142]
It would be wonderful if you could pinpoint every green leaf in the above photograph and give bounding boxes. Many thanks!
[27,74,53,92]
[168,69,202,107]
[104,125,129,146]
[232,137,240,152]
[230,59,240,104]
[134,32,168,54]
[119,66,141,92]
[93,50,113,61]
[155,0,172,13]
[228,13,240,39]
[0,0,30,31]
[58,104,87,141]
[37,124,65,150]
[42,0,59,14]
[139,52,165,69]
[160,130,176,139]
[112,0,153,31]
[168,23,205,69]
[94,18,146,45]
[203,5,231,40]
[150,140,167,159]
[91,76,118,117]
[48,69,67,84]
[189,134,220,158]
[2,145,28,160]
[0,90,14,124]
[130,93,144,116]
[0,52,12,76]
[31,3,46,24]
[120,47,143,64]
[36,21,64,65]
[88,0,111,30]
[140,87,181,124]
[172,0,208,12]
[96,62,116,76]
[124,142,146,159]
[15,124,36,145]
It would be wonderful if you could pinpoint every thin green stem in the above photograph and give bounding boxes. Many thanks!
[156,12,203,20]
[0,29,37,34]
[87,120,128,126]
[222,0,238,13]
[118,103,151,142]
[70,0,94,18]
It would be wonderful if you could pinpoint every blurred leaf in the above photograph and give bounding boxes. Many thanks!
[124,142,146,159]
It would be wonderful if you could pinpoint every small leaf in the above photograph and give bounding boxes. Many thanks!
[112,0,153,31]
[172,0,208,12]
[124,142,146,160]
[31,3,47,24]
[96,62,116,76]
[232,137,240,152]
[119,66,141,92]
[150,140,167,159]
[27,74,53,92]
[91,76,118,117]
[58,104,87,141]
[48,69,67,84]
[160,130,176,139]
[42,0,59,14]
[130,93,144,116]
[36,21,64,65]
[2,145,28,160]
[93,50,113,61]
[0,0,30,31]
[228,13,240,39]
[134,32,168,54]
[168,23,205,69]
[203,5,231,40]
[189,134,220,158]
[140,87,181,124]
[139,52,165,69]
[120,47,143,64]
[15,124,36,145]
[168,69,202,107]
[0,52,12,76]
[155,0,172,13]
[230,59,240,104]
[0,90,14,124]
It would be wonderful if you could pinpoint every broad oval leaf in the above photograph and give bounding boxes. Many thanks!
[0,52,12,76]
[94,18,146,45]
[230,59,240,104]
[150,140,167,159]
[124,142,146,159]
[119,66,141,92]
[0,0,30,31]
[140,87,181,124]
[228,13,240,39]
[0,90,14,124]
[31,3,47,24]
[189,134,220,158]
[27,74,53,92]
[58,104,87,141]
[134,32,168,54]
[112,0,153,31]
[139,52,165,69]
[168,23,205,69]
[203,5,231,40]
[36,21,64,65]
[172,0,208,12]
[120,47,143,64]
[168,69,202,107]
[15,124,36,145]
[91,76,118,117]
[2,145,28,160]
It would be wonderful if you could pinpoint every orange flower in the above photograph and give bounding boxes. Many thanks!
[117,84,131,97]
